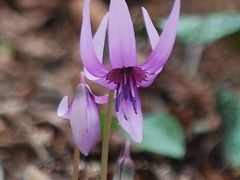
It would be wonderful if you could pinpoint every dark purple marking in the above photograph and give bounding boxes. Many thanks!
[124,114,128,120]
[107,67,144,113]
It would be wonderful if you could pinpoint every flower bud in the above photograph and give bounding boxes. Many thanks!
[113,141,134,180]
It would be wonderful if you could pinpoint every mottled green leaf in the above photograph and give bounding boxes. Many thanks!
[216,88,240,169]
[159,13,240,45]
[137,113,186,159]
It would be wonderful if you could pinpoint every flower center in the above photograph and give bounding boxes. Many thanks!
[106,67,146,116]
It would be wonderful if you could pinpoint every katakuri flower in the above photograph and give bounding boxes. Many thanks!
[80,0,180,143]
[57,73,108,156]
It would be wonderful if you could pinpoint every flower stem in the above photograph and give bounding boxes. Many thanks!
[101,91,114,180]
[72,145,80,180]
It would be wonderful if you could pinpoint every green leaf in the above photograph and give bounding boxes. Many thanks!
[159,13,240,45]
[136,113,186,159]
[216,88,240,169]
[99,113,119,138]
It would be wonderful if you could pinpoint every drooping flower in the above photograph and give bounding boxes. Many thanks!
[113,141,134,180]
[80,0,180,142]
[57,73,108,156]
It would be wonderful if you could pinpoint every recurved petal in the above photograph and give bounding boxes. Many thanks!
[140,0,180,73]
[70,84,100,156]
[108,0,137,68]
[83,69,117,90]
[138,67,163,87]
[93,94,109,104]
[57,96,71,119]
[80,0,108,78]
[142,7,159,49]
[94,77,117,90]
[85,84,109,104]
[84,67,99,81]
[93,13,109,61]
[84,13,109,81]
[116,88,143,143]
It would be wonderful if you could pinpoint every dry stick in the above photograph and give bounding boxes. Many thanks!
[72,145,80,180]
[100,91,114,180]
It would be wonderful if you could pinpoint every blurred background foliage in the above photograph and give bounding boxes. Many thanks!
[0,0,240,179]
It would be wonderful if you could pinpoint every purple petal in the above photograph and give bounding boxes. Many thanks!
[116,88,143,143]
[94,77,117,90]
[84,67,99,81]
[85,84,109,104]
[108,0,137,68]
[80,0,108,78]
[93,94,109,104]
[83,70,117,90]
[57,96,71,119]
[70,84,100,156]
[84,13,109,81]
[138,67,163,87]
[140,0,180,73]
[93,13,109,61]
[142,7,159,49]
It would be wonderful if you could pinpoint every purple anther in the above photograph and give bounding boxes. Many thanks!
[123,84,130,100]
[130,96,137,114]
[115,92,121,112]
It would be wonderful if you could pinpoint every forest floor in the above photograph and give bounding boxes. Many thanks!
[0,0,240,179]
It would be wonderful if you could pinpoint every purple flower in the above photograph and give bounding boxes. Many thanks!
[57,73,108,156]
[81,0,180,142]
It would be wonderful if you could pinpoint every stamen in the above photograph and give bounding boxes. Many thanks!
[129,75,137,114]
[116,93,121,112]
[130,96,137,114]
[123,72,129,100]
[107,67,145,114]
[115,83,121,112]
[116,83,121,95]
[129,76,136,98]
[123,84,130,100]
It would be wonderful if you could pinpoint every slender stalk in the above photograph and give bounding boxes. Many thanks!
[101,91,114,180]
[72,145,80,180]
[183,44,204,79]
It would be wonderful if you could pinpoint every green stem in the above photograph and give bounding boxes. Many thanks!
[101,91,114,180]
[72,146,80,180]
